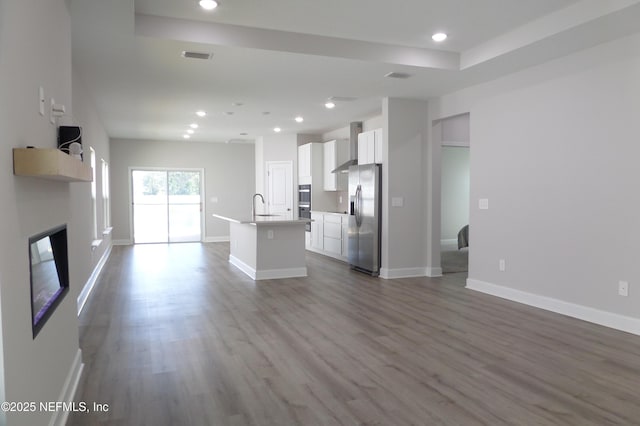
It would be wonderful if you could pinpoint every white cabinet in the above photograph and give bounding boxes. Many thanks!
[342,221,348,257]
[323,139,348,191]
[357,128,383,165]
[307,212,348,261]
[323,140,337,191]
[310,212,323,250]
[298,143,312,185]
[374,128,383,164]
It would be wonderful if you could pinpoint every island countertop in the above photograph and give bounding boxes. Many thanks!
[213,213,311,226]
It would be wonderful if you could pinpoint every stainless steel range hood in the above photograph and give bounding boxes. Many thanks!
[332,121,362,173]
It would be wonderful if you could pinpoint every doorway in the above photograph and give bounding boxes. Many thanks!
[131,169,204,243]
[433,113,470,275]
[266,161,293,216]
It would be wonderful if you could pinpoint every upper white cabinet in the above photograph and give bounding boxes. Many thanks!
[323,139,348,191]
[298,143,312,184]
[357,128,383,165]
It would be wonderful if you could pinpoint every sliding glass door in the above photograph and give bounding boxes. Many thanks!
[132,169,202,243]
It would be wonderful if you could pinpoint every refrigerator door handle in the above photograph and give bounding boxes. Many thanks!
[355,185,363,227]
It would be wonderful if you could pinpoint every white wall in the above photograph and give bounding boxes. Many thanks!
[431,32,640,328]
[0,1,96,424]
[110,139,255,242]
[381,98,429,278]
[441,147,470,241]
[71,69,112,306]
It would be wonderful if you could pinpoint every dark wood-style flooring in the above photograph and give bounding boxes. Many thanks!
[69,243,640,425]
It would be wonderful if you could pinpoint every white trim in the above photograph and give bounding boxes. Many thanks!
[229,255,257,279]
[102,226,113,236]
[48,349,84,426]
[425,266,443,277]
[112,239,132,246]
[440,238,457,246]
[466,279,640,337]
[255,267,307,280]
[229,255,308,280]
[203,236,230,243]
[380,267,427,279]
[78,244,112,315]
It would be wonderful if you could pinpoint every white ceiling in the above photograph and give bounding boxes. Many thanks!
[70,0,640,143]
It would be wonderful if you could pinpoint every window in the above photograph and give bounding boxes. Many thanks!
[101,159,110,230]
[90,147,97,240]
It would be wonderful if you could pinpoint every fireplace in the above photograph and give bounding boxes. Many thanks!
[29,224,69,338]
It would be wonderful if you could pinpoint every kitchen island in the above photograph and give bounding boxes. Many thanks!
[212,214,311,280]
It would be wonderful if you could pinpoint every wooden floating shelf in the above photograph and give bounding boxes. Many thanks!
[13,148,92,182]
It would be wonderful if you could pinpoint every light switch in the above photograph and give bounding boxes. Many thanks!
[267,230,274,240]
[479,198,489,210]
[391,197,404,207]
[39,87,45,116]
[210,197,219,203]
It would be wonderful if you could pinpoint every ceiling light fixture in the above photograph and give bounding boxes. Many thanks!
[190,123,199,129]
[198,0,218,11]
[432,32,447,42]
[295,116,304,123]
[183,134,191,139]
[274,127,281,133]
[325,101,335,109]
[187,129,195,134]
[196,110,206,117]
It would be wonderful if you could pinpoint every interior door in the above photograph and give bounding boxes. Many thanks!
[132,169,202,243]
[266,161,293,216]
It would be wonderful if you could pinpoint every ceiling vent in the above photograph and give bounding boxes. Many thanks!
[181,51,213,60]
[384,72,412,79]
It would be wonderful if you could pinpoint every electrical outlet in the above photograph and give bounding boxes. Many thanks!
[267,230,274,240]
[618,281,629,297]
[499,259,506,272]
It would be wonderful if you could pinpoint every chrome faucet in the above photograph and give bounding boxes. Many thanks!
[252,193,265,218]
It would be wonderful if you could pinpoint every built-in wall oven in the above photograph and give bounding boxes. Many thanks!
[298,184,311,232]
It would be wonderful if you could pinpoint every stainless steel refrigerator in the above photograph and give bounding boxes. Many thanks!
[348,164,381,276]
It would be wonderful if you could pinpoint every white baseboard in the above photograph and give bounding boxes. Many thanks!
[203,236,230,243]
[466,278,640,336]
[255,267,307,280]
[112,239,132,246]
[425,266,443,277]
[77,244,112,316]
[229,255,256,279]
[49,349,84,426]
[380,267,427,279]
[229,255,307,280]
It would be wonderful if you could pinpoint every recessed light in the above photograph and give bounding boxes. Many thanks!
[432,32,447,42]
[262,111,271,115]
[224,111,234,116]
[240,132,248,136]
[232,102,244,107]
[198,0,218,11]
[295,116,304,123]
[183,134,191,139]
[325,102,335,109]
[274,127,281,133]
[384,72,412,79]
[196,110,206,117]
[187,129,195,134]
[190,123,199,129]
